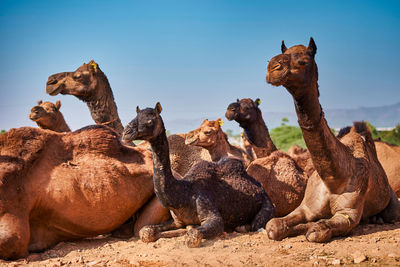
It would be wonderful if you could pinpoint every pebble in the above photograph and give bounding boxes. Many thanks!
[388,253,397,258]
[87,260,100,266]
[331,259,340,265]
[284,244,292,249]
[352,252,367,264]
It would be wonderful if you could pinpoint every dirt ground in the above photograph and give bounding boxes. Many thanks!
[1,222,399,267]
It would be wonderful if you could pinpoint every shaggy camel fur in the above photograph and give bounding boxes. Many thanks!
[0,125,173,260]
[122,103,274,247]
[226,98,308,217]
[226,98,277,159]
[29,100,71,132]
[46,60,124,135]
[265,37,399,243]
[288,145,314,177]
[185,118,253,168]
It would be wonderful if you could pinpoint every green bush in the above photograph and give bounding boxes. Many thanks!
[366,122,400,146]
[270,125,306,152]
[0,130,5,135]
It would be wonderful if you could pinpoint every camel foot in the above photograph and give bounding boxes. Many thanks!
[265,218,287,241]
[305,223,332,243]
[185,229,203,248]
[139,226,158,243]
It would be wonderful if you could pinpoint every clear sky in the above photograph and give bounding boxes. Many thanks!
[1,0,399,133]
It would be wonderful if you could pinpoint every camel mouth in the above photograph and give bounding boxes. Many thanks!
[46,85,63,96]
[225,110,238,121]
[29,113,40,121]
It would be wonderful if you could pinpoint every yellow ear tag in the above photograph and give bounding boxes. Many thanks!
[240,132,243,137]
[91,63,98,71]
[257,99,261,105]
[218,120,224,127]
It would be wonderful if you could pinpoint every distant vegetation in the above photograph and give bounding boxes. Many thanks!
[0,130,6,135]
[366,122,400,146]
[270,125,305,152]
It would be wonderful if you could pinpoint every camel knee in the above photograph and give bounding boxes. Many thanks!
[0,232,29,260]
[139,226,158,243]
[305,222,332,243]
[185,228,203,248]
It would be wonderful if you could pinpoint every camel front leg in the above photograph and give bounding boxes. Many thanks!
[139,218,184,243]
[185,195,224,248]
[266,206,309,241]
[305,209,361,243]
[0,212,30,260]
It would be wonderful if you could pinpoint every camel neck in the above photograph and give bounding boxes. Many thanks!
[240,114,277,155]
[206,131,230,161]
[85,76,124,135]
[54,114,71,132]
[149,128,188,208]
[291,84,349,185]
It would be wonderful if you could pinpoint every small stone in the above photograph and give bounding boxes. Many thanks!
[331,259,340,265]
[313,261,319,265]
[284,244,292,249]
[353,252,367,264]
[87,260,100,266]
[388,253,397,258]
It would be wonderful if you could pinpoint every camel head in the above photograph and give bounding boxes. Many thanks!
[266,38,318,98]
[29,100,62,129]
[122,102,164,142]
[46,60,102,100]
[185,118,225,147]
[225,98,261,126]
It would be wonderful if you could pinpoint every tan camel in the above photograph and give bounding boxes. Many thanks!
[225,98,308,217]
[29,100,71,132]
[185,118,253,168]
[287,145,314,177]
[122,103,274,247]
[0,125,176,259]
[265,37,399,242]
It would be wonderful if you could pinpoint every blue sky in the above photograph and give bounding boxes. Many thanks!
[0,0,399,133]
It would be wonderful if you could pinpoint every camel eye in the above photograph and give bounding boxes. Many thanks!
[204,130,212,135]
[298,60,307,66]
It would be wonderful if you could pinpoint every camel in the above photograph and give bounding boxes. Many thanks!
[122,103,274,247]
[225,98,309,216]
[0,124,178,260]
[185,118,253,168]
[287,145,314,177]
[45,60,211,176]
[46,60,124,135]
[265,37,399,243]
[336,127,400,197]
[29,100,71,132]
[226,98,277,159]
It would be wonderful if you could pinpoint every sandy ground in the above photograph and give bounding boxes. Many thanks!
[1,222,399,267]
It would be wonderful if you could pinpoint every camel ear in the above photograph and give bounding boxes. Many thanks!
[55,100,61,110]
[236,98,239,102]
[307,37,317,58]
[281,40,287,53]
[254,98,261,107]
[38,100,43,105]
[155,102,162,114]
[136,106,141,113]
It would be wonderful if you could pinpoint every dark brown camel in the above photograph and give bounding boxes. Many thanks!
[0,124,173,259]
[45,60,124,135]
[185,118,253,168]
[265,38,399,242]
[226,98,277,159]
[122,103,274,247]
[225,98,308,217]
[29,100,71,132]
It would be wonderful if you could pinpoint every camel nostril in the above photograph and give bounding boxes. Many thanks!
[47,79,58,85]
[271,63,281,71]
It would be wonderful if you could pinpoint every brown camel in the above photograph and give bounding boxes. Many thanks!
[265,37,399,243]
[122,103,274,247]
[0,125,174,260]
[45,60,210,175]
[225,98,308,217]
[46,60,124,135]
[336,127,400,197]
[185,118,253,168]
[226,98,277,159]
[29,100,71,132]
